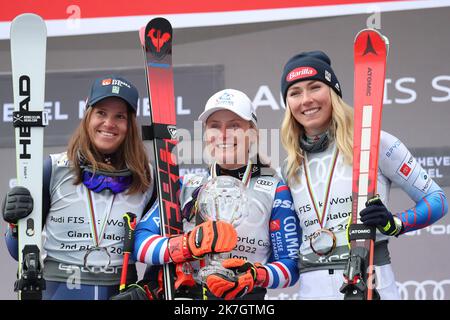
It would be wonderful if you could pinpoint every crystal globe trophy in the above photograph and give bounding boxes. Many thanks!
[196,175,248,284]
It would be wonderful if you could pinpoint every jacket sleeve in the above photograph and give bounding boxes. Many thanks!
[262,182,301,289]
[378,131,448,234]
[133,177,186,265]
[133,201,171,265]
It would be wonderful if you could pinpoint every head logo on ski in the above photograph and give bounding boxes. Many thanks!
[10,13,47,300]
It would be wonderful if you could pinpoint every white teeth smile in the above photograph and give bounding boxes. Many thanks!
[303,108,320,115]
[98,131,116,137]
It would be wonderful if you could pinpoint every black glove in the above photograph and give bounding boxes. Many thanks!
[109,280,162,300]
[2,186,34,224]
[360,196,403,236]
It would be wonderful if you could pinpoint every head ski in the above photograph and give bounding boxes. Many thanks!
[10,13,48,300]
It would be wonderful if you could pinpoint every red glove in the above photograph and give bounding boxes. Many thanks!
[168,220,237,263]
[205,258,268,300]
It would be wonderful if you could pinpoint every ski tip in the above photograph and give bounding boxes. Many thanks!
[144,17,173,60]
[147,17,172,29]
[10,13,47,37]
[12,13,45,25]
[354,28,387,57]
[354,28,384,43]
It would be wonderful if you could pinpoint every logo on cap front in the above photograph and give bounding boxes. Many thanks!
[216,92,234,106]
[286,67,317,82]
[102,78,112,86]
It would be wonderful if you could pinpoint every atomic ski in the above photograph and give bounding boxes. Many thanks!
[139,18,183,300]
[10,13,47,300]
[340,29,388,300]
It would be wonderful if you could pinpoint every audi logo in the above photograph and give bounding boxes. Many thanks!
[397,280,450,300]
[256,180,273,186]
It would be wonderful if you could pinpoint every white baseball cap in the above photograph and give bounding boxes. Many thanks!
[198,89,257,127]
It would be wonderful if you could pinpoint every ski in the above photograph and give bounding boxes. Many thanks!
[10,13,47,300]
[340,29,388,300]
[139,17,183,300]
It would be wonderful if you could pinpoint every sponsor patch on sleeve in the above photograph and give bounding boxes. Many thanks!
[413,169,432,193]
[270,219,281,232]
[396,153,416,180]
[152,216,161,228]
[253,178,274,194]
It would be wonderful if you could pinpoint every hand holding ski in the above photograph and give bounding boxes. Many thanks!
[340,28,388,300]
[10,13,47,300]
[360,196,403,236]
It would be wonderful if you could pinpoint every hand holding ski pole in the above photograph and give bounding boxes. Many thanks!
[119,212,137,292]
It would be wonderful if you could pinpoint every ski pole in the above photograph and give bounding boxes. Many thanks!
[119,212,137,292]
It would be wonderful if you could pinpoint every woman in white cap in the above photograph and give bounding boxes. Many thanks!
[279,51,448,299]
[3,75,154,299]
[133,89,300,300]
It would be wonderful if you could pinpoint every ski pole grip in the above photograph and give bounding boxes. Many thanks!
[123,212,137,254]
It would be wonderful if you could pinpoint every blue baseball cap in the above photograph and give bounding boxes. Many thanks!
[87,75,139,112]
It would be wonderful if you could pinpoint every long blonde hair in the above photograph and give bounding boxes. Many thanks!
[281,89,354,184]
[67,106,151,194]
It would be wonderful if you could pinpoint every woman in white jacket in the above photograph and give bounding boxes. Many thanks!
[279,50,448,299]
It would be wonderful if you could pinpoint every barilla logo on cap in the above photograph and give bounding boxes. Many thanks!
[216,92,234,106]
[102,79,112,86]
[286,67,317,82]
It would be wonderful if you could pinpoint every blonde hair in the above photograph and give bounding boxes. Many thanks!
[67,106,151,194]
[281,88,354,184]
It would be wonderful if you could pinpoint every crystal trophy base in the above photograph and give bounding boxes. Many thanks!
[198,252,235,285]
